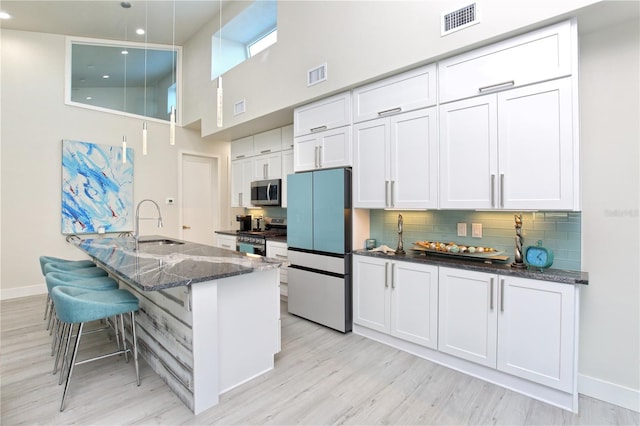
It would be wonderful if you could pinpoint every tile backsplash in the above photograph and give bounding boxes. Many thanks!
[368,210,582,271]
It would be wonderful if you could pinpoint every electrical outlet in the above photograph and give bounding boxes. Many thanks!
[166,197,175,205]
[472,223,483,238]
[457,223,467,237]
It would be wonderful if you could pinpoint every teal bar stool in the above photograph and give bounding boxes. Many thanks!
[50,286,140,412]
[43,266,112,331]
[45,272,121,361]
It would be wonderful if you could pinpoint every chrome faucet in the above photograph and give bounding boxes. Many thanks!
[134,199,163,240]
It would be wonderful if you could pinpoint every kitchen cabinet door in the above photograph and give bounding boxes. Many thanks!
[293,92,351,137]
[498,78,575,210]
[390,261,438,349]
[230,158,253,208]
[497,276,577,392]
[438,267,498,367]
[438,20,573,103]
[352,64,437,123]
[253,128,282,154]
[353,107,437,209]
[215,234,237,251]
[293,127,351,172]
[253,152,282,180]
[391,107,438,209]
[353,118,389,208]
[439,95,498,209]
[353,255,390,333]
[231,136,254,160]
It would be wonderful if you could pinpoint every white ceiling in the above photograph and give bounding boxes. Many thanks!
[0,1,228,45]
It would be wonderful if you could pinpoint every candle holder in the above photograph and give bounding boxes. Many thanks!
[396,214,406,255]
[511,213,527,268]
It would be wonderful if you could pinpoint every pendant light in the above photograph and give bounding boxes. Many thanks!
[216,0,223,128]
[169,0,177,145]
[122,136,128,164]
[142,0,148,155]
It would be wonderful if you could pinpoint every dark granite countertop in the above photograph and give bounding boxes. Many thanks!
[216,230,241,236]
[215,230,288,243]
[354,249,588,285]
[71,235,285,291]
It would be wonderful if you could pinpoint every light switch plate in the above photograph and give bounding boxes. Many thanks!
[457,223,467,237]
[472,223,482,238]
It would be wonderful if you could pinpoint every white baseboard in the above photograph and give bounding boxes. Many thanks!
[579,373,640,412]
[0,284,46,301]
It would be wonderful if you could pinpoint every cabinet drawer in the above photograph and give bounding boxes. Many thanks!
[266,241,288,260]
[353,64,436,123]
[231,136,254,159]
[293,92,351,136]
[254,128,282,154]
[438,20,574,103]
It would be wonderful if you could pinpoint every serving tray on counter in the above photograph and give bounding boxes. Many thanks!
[410,245,510,262]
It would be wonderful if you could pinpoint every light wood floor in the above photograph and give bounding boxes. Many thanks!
[1,294,638,425]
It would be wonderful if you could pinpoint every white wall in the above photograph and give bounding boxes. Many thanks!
[183,0,600,138]
[578,17,639,410]
[0,29,231,299]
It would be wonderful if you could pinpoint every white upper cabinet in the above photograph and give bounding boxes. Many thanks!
[438,20,574,103]
[281,124,294,151]
[354,107,438,209]
[230,158,253,208]
[440,78,576,210]
[230,136,254,160]
[253,128,282,155]
[293,126,352,172]
[293,92,351,137]
[253,152,282,180]
[352,64,437,123]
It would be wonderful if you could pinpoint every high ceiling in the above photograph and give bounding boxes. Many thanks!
[0,1,229,45]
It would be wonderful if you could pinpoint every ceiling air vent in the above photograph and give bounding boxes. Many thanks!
[307,63,327,87]
[441,3,479,36]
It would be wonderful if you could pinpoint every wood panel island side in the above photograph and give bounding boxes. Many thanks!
[70,235,284,415]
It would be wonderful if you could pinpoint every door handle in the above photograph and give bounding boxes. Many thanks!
[267,183,271,201]
[182,225,191,230]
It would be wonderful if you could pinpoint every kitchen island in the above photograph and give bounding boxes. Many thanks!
[70,235,284,415]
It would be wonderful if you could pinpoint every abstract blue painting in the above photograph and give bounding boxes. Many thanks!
[61,140,134,234]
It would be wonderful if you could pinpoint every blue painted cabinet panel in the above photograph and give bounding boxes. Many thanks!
[287,172,313,250]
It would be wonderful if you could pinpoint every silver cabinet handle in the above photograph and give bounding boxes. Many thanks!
[314,146,319,168]
[260,149,271,154]
[385,181,390,207]
[310,125,327,133]
[221,244,232,249]
[235,154,246,159]
[390,181,395,207]
[391,263,396,289]
[491,174,496,208]
[263,164,268,179]
[377,107,402,117]
[384,262,389,288]
[478,80,515,93]
[500,174,505,208]
[500,279,505,312]
[490,278,494,310]
[274,254,287,259]
[318,146,323,168]
[239,193,243,206]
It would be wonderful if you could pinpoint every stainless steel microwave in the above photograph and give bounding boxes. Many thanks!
[250,178,281,206]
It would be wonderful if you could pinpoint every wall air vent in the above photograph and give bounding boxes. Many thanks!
[307,63,327,87]
[234,99,246,116]
[441,3,479,36]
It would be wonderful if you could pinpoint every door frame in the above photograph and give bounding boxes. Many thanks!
[178,151,222,243]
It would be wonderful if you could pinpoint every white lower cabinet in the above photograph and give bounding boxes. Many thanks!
[266,240,288,297]
[438,266,577,392]
[353,255,438,349]
[354,257,579,409]
[215,234,237,251]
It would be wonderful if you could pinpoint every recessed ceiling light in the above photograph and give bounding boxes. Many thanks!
[86,96,93,100]
[136,28,145,35]
[121,50,129,55]
[103,75,110,79]
[0,12,11,20]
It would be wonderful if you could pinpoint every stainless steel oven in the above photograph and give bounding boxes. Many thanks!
[236,234,266,256]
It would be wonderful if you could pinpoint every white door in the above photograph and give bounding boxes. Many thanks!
[498,78,574,210]
[497,276,576,392]
[390,261,438,348]
[439,95,498,209]
[392,107,438,209]
[181,154,218,245]
[438,267,498,367]
[353,255,390,333]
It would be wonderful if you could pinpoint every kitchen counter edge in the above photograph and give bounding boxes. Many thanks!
[354,249,588,285]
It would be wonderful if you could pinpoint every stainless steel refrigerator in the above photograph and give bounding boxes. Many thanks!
[287,168,352,332]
